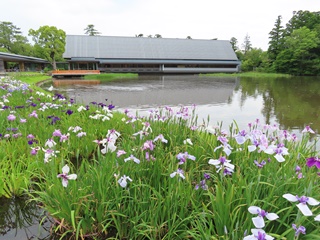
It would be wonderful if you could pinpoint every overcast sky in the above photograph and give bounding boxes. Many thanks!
[2,0,319,50]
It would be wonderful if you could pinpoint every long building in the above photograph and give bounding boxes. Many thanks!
[0,52,48,75]
[63,35,241,74]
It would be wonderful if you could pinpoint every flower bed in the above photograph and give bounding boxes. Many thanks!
[0,76,319,239]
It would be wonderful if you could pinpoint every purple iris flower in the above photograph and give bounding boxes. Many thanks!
[47,115,61,125]
[6,128,18,132]
[306,156,320,169]
[195,179,208,190]
[98,102,106,108]
[15,105,25,109]
[108,104,115,110]
[292,224,306,237]
[254,160,266,168]
[66,109,73,115]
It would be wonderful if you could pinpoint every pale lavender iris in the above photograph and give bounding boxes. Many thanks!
[124,154,140,164]
[118,175,132,188]
[248,206,279,228]
[208,156,234,175]
[283,193,319,216]
[7,114,16,121]
[177,152,196,165]
[302,125,315,134]
[170,168,185,179]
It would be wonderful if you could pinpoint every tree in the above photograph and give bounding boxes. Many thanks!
[0,21,30,54]
[241,48,267,72]
[230,37,238,52]
[274,27,320,75]
[135,33,144,37]
[186,36,192,39]
[285,10,320,36]
[84,24,101,36]
[154,34,162,38]
[29,26,66,70]
[268,15,285,62]
[241,33,252,55]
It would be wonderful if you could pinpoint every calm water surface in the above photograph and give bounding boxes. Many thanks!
[2,74,320,239]
[50,74,320,134]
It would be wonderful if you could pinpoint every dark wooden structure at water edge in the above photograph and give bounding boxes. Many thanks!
[0,52,48,75]
[63,35,241,74]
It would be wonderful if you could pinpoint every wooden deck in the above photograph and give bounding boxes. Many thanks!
[51,70,100,77]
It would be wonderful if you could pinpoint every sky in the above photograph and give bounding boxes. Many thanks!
[2,0,319,51]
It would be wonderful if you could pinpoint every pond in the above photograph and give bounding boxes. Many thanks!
[1,74,320,239]
[48,74,320,135]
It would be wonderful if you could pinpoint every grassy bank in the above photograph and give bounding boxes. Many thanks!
[84,73,138,81]
[201,72,291,78]
[0,75,319,239]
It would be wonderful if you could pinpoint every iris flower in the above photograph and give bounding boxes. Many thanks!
[170,168,185,179]
[183,138,193,145]
[302,125,315,134]
[118,175,132,188]
[283,194,319,216]
[306,156,320,169]
[45,138,56,148]
[208,156,234,174]
[153,134,168,143]
[7,114,16,121]
[177,152,196,165]
[243,229,274,240]
[315,214,320,221]
[248,206,279,228]
[292,224,306,237]
[116,150,126,157]
[124,154,140,164]
[57,165,77,187]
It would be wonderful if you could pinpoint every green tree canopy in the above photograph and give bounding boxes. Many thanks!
[84,24,101,36]
[230,37,238,52]
[274,27,320,75]
[268,15,285,62]
[29,26,66,70]
[0,21,31,55]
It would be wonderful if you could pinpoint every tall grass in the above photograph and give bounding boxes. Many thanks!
[0,75,319,239]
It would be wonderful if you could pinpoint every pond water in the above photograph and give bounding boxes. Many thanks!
[1,74,320,239]
[49,74,320,134]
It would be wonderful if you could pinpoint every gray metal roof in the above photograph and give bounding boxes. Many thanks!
[64,35,239,61]
[0,52,48,63]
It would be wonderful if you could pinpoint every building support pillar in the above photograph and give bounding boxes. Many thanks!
[19,62,25,72]
[0,59,5,74]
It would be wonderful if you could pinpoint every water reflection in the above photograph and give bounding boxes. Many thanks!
[237,76,320,133]
[41,74,320,134]
[0,197,51,240]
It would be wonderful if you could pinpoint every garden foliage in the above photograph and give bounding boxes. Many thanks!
[0,76,319,239]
